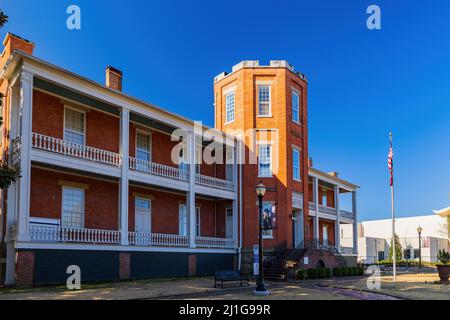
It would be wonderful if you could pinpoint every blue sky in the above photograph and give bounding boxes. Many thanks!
[2,1,449,221]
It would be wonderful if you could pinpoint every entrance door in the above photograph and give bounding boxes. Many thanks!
[225,208,233,238]
[293,209,304,248]
[135,198,151,233]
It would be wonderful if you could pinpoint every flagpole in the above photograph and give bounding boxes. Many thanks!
[389,132,397,282]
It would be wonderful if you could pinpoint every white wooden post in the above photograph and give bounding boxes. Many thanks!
[16,69,33,242]
[119,108,130,245]
[352,191,358,254]
[334,185,341,250]
[313,176,319,247]
[188,131,196,248]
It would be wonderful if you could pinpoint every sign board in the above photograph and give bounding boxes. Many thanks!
[253,244,259,275]
[303,256,309,265]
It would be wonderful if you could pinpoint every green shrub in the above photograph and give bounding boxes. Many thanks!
[358,266,364,276]
[342,267,349,276]
[317,268,326,278]
[307,268,318,279]
[295,269,308,280]
[325,268,332,278]
[351,267,358,276]
[333,267,343,277]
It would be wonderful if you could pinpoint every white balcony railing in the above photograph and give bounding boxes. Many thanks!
[195,173,234,191]
[128,232,189,247]
[318,205,338,215]
[29,224,121,244]
[195,236,235,249]
[32,132,121,166]
[339,209,355,220]
[340,247,356,255]
[129,157,189,181]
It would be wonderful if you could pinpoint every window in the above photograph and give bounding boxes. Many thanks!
[136,131,151,162]
[225,148,233,181]
[321,189,327,206]
[292,149,300,181]
[62,187,84,228]
[195,148,202,174]
[179,204,187,236]
[225,208,233,238]
[258,85,271,116]
[292,90,300,123]
[179,146,189,173]
[378,251,385,262]
[64,107,85,145]
[196,207,201,237]
[258,144,272,177]
[225,91,235,123]
[322,225,329,247]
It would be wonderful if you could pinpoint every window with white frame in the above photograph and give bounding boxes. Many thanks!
[64,107,85,145]
[225,91,235,123]
[258,144,272,177]
[258,85,271,116]
[225,147,234,181]
[322,188,327,206]
[136,131,151,162]
[196,207,201,237]
[61,187,85,228]
[292,90,300,123]
[293,148,300,181]
[179,145,189,173]
[195,148,202,174]
[179,204,187,236]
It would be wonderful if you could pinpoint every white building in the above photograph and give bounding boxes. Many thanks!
[341,211,449,264]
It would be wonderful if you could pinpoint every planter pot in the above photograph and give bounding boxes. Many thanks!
[436,265,450,283]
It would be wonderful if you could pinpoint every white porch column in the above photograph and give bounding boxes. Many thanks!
[187,131,196,248]
[4,82,21,285]
[334,185,341,250]
[16,70,33,242]
[232,142,238,248]
[352,191,358,254]
[313,176,319,247]
[119,108,130,245]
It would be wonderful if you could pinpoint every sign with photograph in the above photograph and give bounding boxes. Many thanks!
[261,203,275,230]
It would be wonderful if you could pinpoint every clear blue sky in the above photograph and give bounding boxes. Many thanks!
[2,1,449,221]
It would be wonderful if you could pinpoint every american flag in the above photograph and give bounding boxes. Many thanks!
[388,141,394,186]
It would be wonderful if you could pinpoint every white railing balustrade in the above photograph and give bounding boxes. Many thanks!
[129,157,189,181]
[195,173,234,191]
[339,210,354,219]
[318,205,338,215]
[32,132,121,166]
[195,236,235,249]
[29,224,121,244]
[128,232,188,247]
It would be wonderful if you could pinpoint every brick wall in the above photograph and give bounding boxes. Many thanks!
[30,167,119,229]
[32,90,120,153]
[16,251,35,286]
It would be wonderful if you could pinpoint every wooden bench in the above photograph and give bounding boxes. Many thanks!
[214,270,250,288]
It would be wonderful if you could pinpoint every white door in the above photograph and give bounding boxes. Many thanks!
[135,198,151,233]
[323,225,328,247]
[225,208,233,238]
[293,210,304,248]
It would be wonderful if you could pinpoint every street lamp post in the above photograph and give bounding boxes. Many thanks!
[417,226,422,273]
[254,182,270,295]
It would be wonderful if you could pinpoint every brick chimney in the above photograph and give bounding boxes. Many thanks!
[308,157,313,167]
[105,66,123,91]
[1,33,35,69]
[328,171,339,177]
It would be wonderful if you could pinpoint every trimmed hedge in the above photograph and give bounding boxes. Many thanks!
[296,266,364,280]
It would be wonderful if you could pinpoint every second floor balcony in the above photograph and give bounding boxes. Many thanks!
[27,132,235,193]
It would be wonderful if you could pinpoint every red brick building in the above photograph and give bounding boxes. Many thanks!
[0,34,358,286]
